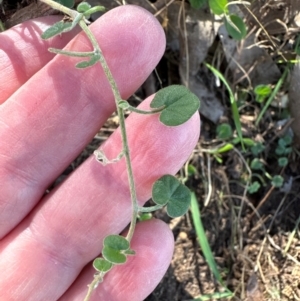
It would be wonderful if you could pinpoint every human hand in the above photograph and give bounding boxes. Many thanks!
[0,5,200,301]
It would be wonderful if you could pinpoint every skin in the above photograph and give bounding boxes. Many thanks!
[0,5,200,301]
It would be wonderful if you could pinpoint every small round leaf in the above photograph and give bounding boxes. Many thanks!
[271,175,284,188]
[77,2,91,12]
[248,181,261,194]
[152,175,191,217]
[150,85,200,126]
[104,235,129,251]
[224,14,247,40]
[93,258,113,272]
[251,142,265,156]
[102,246,127,264]
[166,194,191,218]
[278,157,288,167]
[250,158,264,171]
[102,235,130,264]
[216,123,232,139]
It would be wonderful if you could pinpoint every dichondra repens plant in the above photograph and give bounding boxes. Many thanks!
[39,1,200,300]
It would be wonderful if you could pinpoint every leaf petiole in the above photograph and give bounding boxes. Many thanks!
[127,105,165,115]
[138,204,164,213]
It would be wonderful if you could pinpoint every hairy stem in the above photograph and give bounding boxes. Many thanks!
[83,273,105,301]
[78,20,139,241]
[138,204,164,212]
[39,0,140,298]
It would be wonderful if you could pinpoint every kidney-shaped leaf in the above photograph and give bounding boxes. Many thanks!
[93,257,113,272]
[150,85,200,126]
[104,235,129,250]
[152,175,191,217]
[102,246,127,264]
[166,194,191,218]
[77,1,91,12]
[102,235,130,265]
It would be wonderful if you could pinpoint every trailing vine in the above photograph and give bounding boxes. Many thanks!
[39,1,200,300]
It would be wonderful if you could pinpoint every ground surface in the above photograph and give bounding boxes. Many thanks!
[2,1,300,300]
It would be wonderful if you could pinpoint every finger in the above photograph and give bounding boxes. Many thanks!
[0,96,200,300]
[0,16,80,104]
[59,219,174,301]
[0,5,166,238]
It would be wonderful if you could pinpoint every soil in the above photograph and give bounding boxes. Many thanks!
[2,1,300,301]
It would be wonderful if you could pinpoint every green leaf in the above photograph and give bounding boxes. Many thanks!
[251,142,265,156]
[188,164,197,176]
[214,154,223,164]
[250,158,264,171]
[152,175,191,218]
[124,249,136,255]
[224,14,247,40]
[232,137,255,147]
[41,21,73,40]
[209,0,228,15]
[104,235,129,251]
[275,145,286,156]
[102,246,127,264]
[190,192,225,285]
[216,123,232,139]
[150,85,200,126]
[54,0,74,8]
[77,1,91,12]
[102,235,131,264]
[254,85,271,103]
[241,138,255,147]
[278,157,288,167]
[248,181,261,194]
[76,53,100,68]
[93,258,113,272]
[189,0,206,9]
[279,135,292,147]
[271,175,284,188]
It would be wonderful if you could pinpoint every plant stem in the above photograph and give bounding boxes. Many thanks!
[83,273,104,301]
[128,105,165,115]
[138,204,164,212]
[79,20,139,242]
[39,2,141,299]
